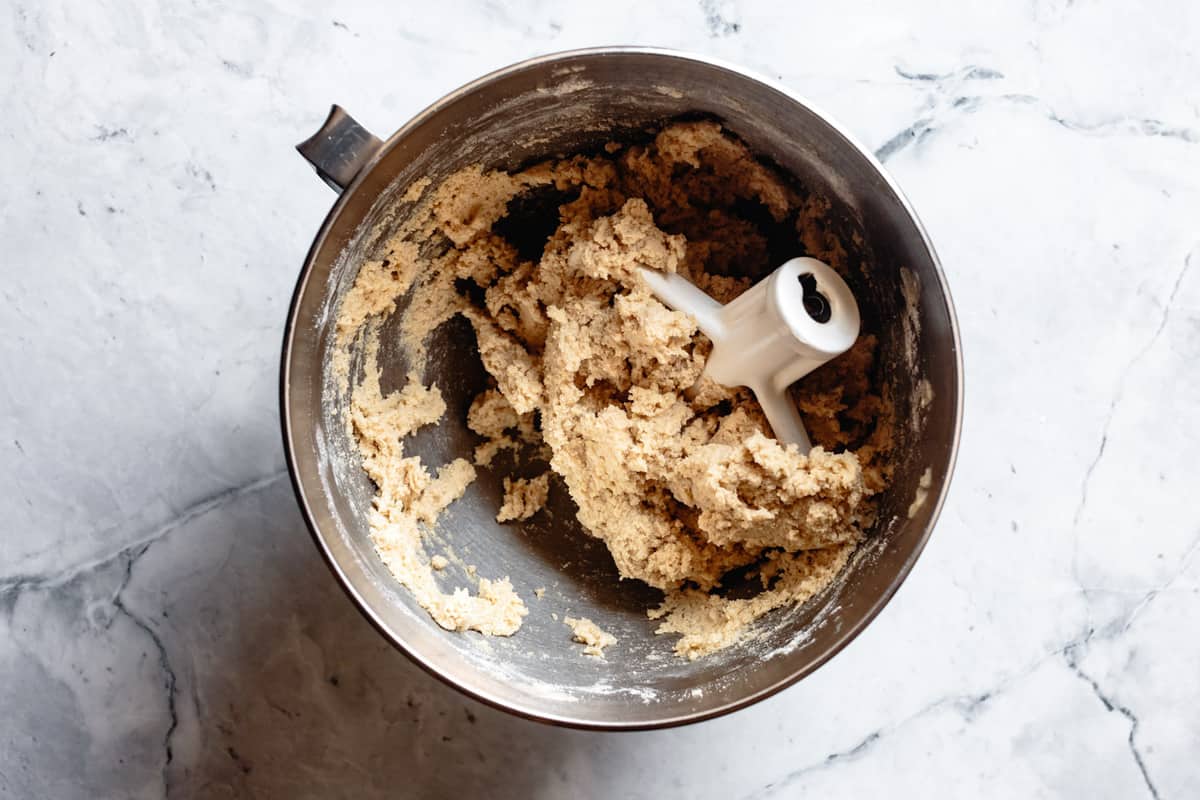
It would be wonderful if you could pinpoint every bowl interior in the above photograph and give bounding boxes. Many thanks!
[284,50,959,727]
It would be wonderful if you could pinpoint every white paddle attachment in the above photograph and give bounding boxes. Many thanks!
[640,257,860,452]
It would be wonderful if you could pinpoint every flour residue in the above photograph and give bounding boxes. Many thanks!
[907,467,933,518]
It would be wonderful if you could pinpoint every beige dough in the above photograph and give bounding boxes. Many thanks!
[565,617,618,657]
[346,335,527,636]
[496,473,551,522]
[337,121,893,657]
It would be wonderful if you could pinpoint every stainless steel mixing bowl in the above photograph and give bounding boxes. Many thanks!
[281,48,962,729]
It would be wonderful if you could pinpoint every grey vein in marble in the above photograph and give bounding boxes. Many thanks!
[1072,251,1194,533]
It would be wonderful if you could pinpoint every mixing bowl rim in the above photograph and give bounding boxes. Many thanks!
[280,45,964,730]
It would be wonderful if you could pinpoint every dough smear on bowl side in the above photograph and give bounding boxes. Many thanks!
[335,121,895,657]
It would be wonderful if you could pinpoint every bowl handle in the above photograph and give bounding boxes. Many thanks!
[295,105,383,194]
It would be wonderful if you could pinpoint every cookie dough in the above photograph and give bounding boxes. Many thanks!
[565,617,617,657]
[338,121,893,657]
[496,473,550,522]
[348,336,527,635]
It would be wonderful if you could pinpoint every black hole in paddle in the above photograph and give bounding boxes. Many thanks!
[798,273,831,323]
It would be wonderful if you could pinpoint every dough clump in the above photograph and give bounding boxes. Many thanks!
[565,617,617,657]
[337,121,893,657]
[497,473,551,522]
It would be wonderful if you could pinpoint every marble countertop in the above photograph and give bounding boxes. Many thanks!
[3,0,1198,797]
